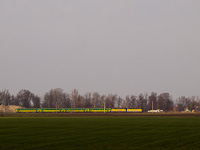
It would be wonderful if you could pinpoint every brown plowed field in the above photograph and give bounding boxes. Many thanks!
[0,112,200,117]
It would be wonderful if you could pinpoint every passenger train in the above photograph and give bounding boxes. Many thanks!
[16,108,142,113]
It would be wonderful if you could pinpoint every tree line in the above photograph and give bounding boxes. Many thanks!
[0,89,199,112]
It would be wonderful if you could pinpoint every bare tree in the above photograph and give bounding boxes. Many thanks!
[189,96,199,111]
[130,95,137,108]
[116,96,123,108]
[125,95,130,108]
[92,92,100,108]
[43,92,54,108]
[59,93,71,108]
[42,88,65,108]
[137,93,148,111]
[105,94,117,108]
[0,90,11,106]
[32,95,41,108]
[77,95,84,108]
[148,92,157,110]
[70,89,79,108]
[99,95,106,108]
[84,92,92,108]
[157,93,173,111]
[10,95,16,105]
[176,96,193,111]
[51,88,64,109]
[16,89,34,108]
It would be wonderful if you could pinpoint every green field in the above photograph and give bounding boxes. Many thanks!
[0,116,200,150]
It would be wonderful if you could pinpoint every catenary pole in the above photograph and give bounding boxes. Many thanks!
[104,102,105,113]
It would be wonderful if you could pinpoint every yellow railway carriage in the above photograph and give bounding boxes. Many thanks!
[111,108,127,112]
[127,109,142,113]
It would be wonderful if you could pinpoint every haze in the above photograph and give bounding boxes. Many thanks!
[0,0,200,99]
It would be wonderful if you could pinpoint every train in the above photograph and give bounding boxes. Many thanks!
[15,108,142,113]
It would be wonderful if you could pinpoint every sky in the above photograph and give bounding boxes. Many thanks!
[0,0,200,99]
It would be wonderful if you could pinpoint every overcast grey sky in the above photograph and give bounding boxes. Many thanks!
[0,0,200,99]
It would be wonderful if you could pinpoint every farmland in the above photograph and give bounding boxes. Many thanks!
[0,114,200,150]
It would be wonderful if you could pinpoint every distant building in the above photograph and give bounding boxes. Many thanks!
[148,109,163,113]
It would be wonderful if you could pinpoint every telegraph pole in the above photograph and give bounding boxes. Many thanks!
[56,97,57,113]
[4,93,7,114]
[104,102,105,113]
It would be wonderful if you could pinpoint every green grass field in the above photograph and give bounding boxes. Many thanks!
[0,116,200,150]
